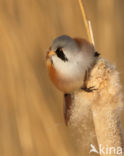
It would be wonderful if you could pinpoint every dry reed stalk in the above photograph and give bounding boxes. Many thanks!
[70,58,124,155]
[71,1,124,155]
[78,0,95,46]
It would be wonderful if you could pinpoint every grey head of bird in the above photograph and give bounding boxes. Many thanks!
[51,35,80,62]
[49,35,96,77]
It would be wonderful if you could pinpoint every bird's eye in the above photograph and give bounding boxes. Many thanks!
[55,48,68,62]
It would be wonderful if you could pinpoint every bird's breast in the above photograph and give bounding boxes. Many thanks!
[47,62,84,93]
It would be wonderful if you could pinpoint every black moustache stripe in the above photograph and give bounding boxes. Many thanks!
[55,48,68,62]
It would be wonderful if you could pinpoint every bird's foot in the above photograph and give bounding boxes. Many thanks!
[81,86,97,92]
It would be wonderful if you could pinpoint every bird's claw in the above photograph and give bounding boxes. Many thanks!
[81,86,97,92]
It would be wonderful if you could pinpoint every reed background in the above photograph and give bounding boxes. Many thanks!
[0,0,124,155]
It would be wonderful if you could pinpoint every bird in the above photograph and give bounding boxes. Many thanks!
[46,35,100,124]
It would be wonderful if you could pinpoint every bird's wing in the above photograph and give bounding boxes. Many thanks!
[74,38,94,50]
[64,93,73,125]
[74,38,100,57]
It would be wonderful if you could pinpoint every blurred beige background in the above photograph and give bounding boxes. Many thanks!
[0,0,124,156]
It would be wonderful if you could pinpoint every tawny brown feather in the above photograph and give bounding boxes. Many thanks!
[74,38,94,49]
[64,93,72,125]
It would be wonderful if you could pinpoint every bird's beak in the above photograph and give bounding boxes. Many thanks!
[46,50,55,66]
[47,50,56,58]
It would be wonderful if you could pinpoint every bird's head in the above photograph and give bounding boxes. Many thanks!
[46,35,96,76]
[47,35,80,64]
